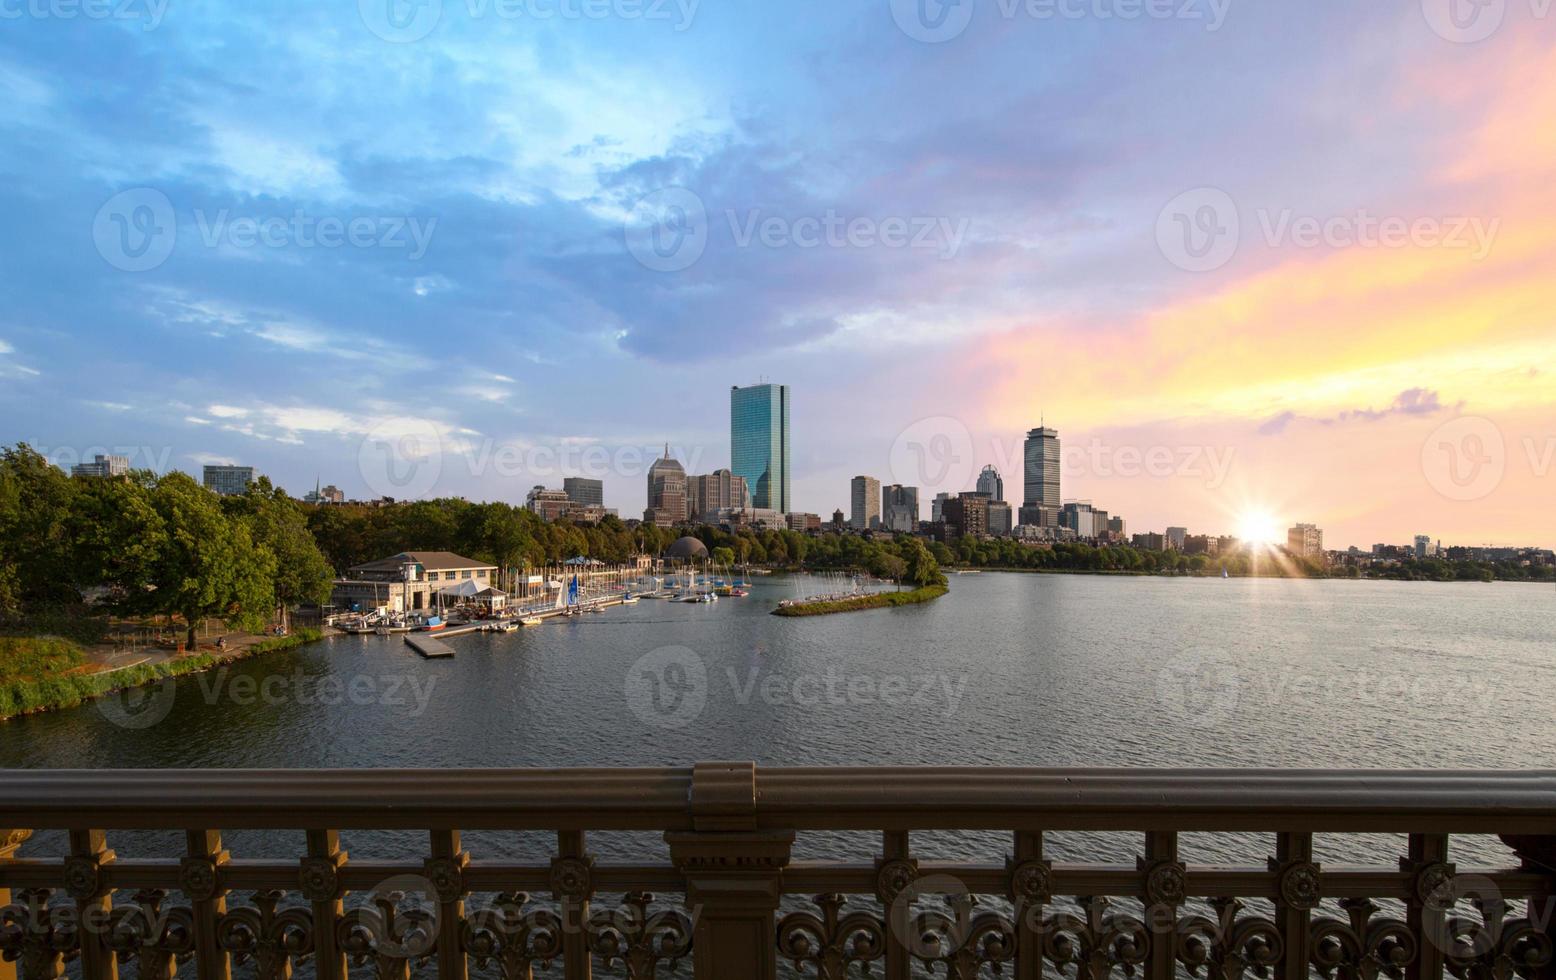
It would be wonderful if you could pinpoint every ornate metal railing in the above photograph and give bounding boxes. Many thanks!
[3,765,1555,980]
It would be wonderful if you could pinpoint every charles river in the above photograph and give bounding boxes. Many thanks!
[5,574,1552,870]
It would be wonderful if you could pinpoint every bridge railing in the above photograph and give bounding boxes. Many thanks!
[3,764,1555,980]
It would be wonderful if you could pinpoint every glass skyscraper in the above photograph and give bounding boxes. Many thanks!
[730,383,791,514]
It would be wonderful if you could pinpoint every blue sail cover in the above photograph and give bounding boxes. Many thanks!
[568,575,579,604]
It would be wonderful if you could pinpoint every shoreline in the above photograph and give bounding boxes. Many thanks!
[948,566,1529,582]
[0,628,325,723]
[772,583,949,617]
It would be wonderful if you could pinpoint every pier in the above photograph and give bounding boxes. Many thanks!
[404,635,455,658]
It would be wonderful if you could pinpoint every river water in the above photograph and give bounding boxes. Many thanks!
[5,573,1552,869]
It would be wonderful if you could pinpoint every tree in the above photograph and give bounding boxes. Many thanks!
[225,480,334,626]
[137,474,276,650]
[0,444,79,611]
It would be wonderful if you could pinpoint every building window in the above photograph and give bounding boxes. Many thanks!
[462,570,472,579]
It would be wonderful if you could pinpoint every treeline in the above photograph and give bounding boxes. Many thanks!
[0,446,333,648]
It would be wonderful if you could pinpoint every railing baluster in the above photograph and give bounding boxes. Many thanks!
[181,831,231,980]
[303,831,347,980]
[879,830,912,980]
[1141,831,1182,980]
[1010,830,1048,980]
[427,831,469,980]
[67,830,117,980]
[553,830,592,980]
[1271,832,1319,980]
[1406,833,1451,980]
[0,830,31,980]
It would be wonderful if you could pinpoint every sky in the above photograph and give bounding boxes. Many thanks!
[0,0,1552,550]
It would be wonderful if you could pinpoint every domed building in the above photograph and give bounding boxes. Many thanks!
[643,444,688,526]
[663,536,709,563]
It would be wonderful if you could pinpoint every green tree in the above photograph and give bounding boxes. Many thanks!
[225,480,334,625]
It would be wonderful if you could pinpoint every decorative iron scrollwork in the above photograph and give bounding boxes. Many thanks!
[460,892,562,980]
[777,893,885,978]
[1409,861,1459,913]
[1045,897,1150,980]
[216,890,315,980]
[907,895,1016,980]
[1008,858,1054,905]
[875,857,919,906]
[1443,897,1555,980]
[1,888,78,980]
[550,855,595,903]
[1311,897,1417,980]
[178,856,224,903]
[105,889,195,980]
[588,891,693,978]
[1141,859,1188,907]
[337,889,438,980]
[1269,858,1322,910]
[298,857,344,903]
[423,855,468,904]
[1177,899,1282,980]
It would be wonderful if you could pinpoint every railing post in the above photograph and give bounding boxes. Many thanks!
[666,762,793,980]
[427,831,469,980]
[1271,832,1319,980]
[0,830,32,980]
[1500,836,1556,980]
[181,831,230,980]
[66,830,117,980]
[1404,834,1451,980]
[302,831,347,980]
[1140,831,1182,980]
[551,830,593,980]
[1010,831,1049,980]
[877,831,914,980]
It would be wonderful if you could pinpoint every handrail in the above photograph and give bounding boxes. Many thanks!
[4,766,1556,832]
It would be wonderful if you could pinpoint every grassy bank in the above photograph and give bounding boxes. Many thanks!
[0,629,323,721]
[772,583,949,617]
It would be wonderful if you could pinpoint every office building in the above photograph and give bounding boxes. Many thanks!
[976,464,1004,502]
[851,476,881,530]
[931,492,953,523]
[1108,516,1127,539]
[688,470,750,521]
[203,464,254,496]
[944,492,990,540]
[645,446,688,525]
[1021,427,1060,526]
[1289,524,1324,558]
[563,477,604,509]
[1165,527,1188,551]
[71,454,130,478]
[731,383,791,514]
[1414,535,1435,559]
[987,500,1013,536]
[787,512,822,532]
[881,484,919,532]
[526,486,574,522]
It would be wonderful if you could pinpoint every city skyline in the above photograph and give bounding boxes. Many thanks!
[4,4,1552,549]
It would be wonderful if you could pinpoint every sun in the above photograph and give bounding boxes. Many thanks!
[1236,511,1282,546]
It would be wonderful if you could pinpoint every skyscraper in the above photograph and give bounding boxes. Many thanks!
[730,383,791,514]
[645,446,687,526]
[976,464,1004,502]
[850,476,881,530]
[881,484,919,532]
[1019,427,1060,527]
[563,477,604,508]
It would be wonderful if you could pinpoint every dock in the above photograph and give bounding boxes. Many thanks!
[405,635,456,658]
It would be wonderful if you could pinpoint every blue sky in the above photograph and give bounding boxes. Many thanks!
[3,0,1552,545]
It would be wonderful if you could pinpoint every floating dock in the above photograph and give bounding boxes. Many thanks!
[405,635,456,658]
